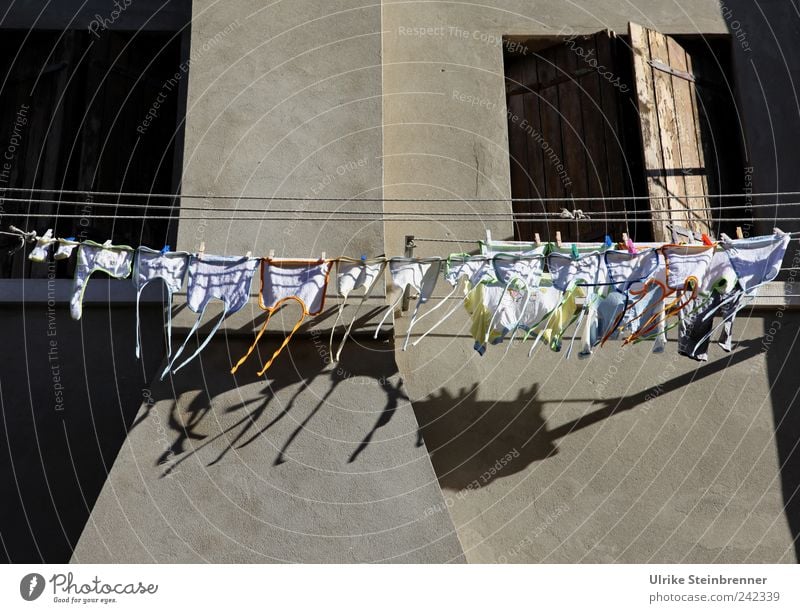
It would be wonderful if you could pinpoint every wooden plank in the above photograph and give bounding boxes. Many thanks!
[535,46,568,242]
[556,43,590,241]
[520,54,549,240]
[576,34,612,240]
[595,31,628,239]
[647,28,689,230]
[505,58,532,240]
[666,37,710,235]
[629,22,670,241]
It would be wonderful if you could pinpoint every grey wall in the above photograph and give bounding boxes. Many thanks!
[5,0,800,564]
[72,0,464,563]
[383,0,800,563]
[0,303,165,562]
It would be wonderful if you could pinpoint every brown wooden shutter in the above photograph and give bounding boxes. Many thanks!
[506,31,630,243]
[629,22,711,241]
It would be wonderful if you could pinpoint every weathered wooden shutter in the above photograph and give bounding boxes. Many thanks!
[629,22,711,241]
[506,31,630,243]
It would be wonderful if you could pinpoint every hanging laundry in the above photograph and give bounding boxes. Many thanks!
[624,244,715,346]
[54,238,79,261]
[597,247,661,344]
[132,246,190,360]
[677,250,738,361]
[486,249,546,346]
[28,229,54,263]
[232,258,332,376]
[373,257,441,348]
[162,254,259,379]
[546,249,607,356]
[70,241,135,320]
[329,257,385,362]
[411,254,494,348]
[680,230,791,360]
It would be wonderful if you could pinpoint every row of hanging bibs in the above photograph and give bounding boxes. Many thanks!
[405,230,790,362]
[22,228,790,380]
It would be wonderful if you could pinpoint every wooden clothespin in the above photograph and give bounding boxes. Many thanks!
[320,251,326,261]
[268,249,275,259]
[735,226,744,240]
[198,241,205,256]
[534,233,541,246]
[555,231,562,247]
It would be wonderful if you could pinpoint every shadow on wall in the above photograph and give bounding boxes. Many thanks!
[130,304,402,475]
[415,339,765,492]
[765,316,800,561]
[723,0,800,561]
[0,303,165,563]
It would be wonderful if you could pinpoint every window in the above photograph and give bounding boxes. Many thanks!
[0,28,188,278]
[504,23,745,243]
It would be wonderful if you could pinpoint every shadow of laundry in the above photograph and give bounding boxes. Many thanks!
[142,333,406,474]
[414,338,765,492]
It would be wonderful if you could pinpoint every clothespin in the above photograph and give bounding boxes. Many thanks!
[321,251,326,261]
[604,234,613,249]
[701,234,714,247]
[534,233,541,246]
[570,243,580,260]
[198,241,205,254]
[161,245,171,254]
[626,237,637,255]
[245,250,252,258]
[268,249,275,259]
[555,231,562,247]
[735,227,744,240]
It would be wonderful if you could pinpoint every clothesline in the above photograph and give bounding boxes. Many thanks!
[4,185,800,202]
[3,194,800,214]
[3,212,800,222]
[5,226,794,378]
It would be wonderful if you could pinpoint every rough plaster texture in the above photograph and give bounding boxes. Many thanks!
[4,0,800,564]
[382,0,800,563]
[72,338,464,563]
[381,0,727,256]
[396,310,800,563]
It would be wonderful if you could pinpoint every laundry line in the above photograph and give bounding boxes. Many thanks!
[4,212,800,223]
[4,195,800,215]
[5,185,800,202]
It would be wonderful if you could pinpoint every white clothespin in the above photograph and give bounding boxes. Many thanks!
[321,251,326,261]
[268,249,275,259]
[245,250,252,258]
[534,233,541,246]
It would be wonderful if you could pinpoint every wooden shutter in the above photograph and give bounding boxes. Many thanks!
[506,31,630,243]
[629,22,711,241]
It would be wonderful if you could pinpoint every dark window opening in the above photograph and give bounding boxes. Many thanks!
[503,25,745,244]
[0,28,188,278]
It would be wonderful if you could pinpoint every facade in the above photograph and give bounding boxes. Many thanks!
[1,0,799,563]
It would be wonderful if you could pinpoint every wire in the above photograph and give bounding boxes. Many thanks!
[4,185,800,202]
[4,213,800,222]
[2,194,800,214]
